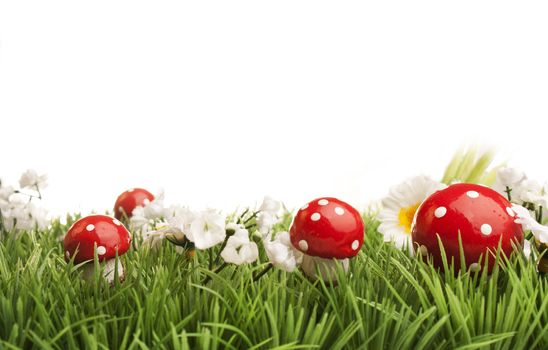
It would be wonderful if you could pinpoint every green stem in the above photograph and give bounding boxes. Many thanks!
[203,262,229,285]
[253,264,274,282]
[243,211,260,225]
[214,235,231,266]
[505,186,512,202]
[237,209,249,224]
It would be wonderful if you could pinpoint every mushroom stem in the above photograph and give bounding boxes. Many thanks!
[81,259,125,284]
[300,255,349,282]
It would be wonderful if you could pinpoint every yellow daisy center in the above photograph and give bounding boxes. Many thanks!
[398,203,420,234]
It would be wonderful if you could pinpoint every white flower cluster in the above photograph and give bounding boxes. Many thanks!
[130,196,227,250]
[130,194,301,272]
[0,170,49,233]
[494,167,548,248]
[493,167,548,208]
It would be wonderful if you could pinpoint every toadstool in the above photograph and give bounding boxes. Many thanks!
[411,183,524,272]
[290,197,364,282]
[64,215,131,283]
[114,188,154,220]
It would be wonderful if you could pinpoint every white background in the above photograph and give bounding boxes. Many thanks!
[1,1,547,217]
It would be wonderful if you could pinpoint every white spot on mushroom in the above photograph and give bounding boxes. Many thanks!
[434,207,447,218]
[480,223,492,236]
[318,199,329,206]
[86,224,95,232]
[466,190,479,199]
[298,240,309,252]
[118,207,124,212]
[97,246,107,255]
[143,199,151,205]
[506,207,515,217]
[113,219,121,226]
[351,240,360,250]
[65,251,71,259]
[300,203,309,210]
[334,207,345,215]
[469,263,481,272]
[418,245,428,256]
[128,188,134,192]
[311,213,321,221]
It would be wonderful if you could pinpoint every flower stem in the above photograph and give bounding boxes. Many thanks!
[214,235,231,266]
[203,262,229,285]
[253,264,274,282]
[505,186,512,202]
[243,211,260,225]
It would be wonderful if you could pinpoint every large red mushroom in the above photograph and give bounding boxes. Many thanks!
[64,215,132,283]
[411,183,523,272]
[114,188,154,220]
[290,197,364,282]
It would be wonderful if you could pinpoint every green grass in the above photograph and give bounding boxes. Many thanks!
[1,214,547,350]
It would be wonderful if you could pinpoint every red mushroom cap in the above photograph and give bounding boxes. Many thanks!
[114,188,154,219]
[411,183,523,271]
[290,197,364,259]
[64,215,132,263]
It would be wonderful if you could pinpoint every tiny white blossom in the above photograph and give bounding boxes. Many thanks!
[0,184,15,205]
[186,209,226,250]
[256,196,282,235]
[142,226,184,249]
[512,204,548,245]
[258,196,281,213]
[512,204,537,230]
[19,170,48,191]
[220,224,258,265]
[497,167,526,187]
[518,180,548,208]
[263,231,303,272]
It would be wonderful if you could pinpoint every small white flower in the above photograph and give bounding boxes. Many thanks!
[186,209,226,250]
[378,175,446,250]
[259,196,281,213]
[28,203,48,230]
[220,225,258,265]
[0,184,15,204]
[263,231,303,272]
[512,204,537,230]
[256,196,282,235]
[492,167,527,201]
[497,167,526,188]
[142,226,184,249]
[513,204,548,245]
[518,180,548,208]
[19,170,48,191]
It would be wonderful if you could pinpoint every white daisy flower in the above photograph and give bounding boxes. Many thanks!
[221,224,258,265]
[378,175,446,250]
[263,231,303,272]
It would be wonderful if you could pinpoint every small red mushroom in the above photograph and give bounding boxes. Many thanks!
[411,183,524,272]
[64,215,132,283]
[114,188,154,220]
[290,197,364,281]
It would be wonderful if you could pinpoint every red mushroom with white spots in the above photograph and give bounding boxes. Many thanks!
[290,197,365,282]
[64,215,132,283]
[114,188,154,220]
[411,183,524,272]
